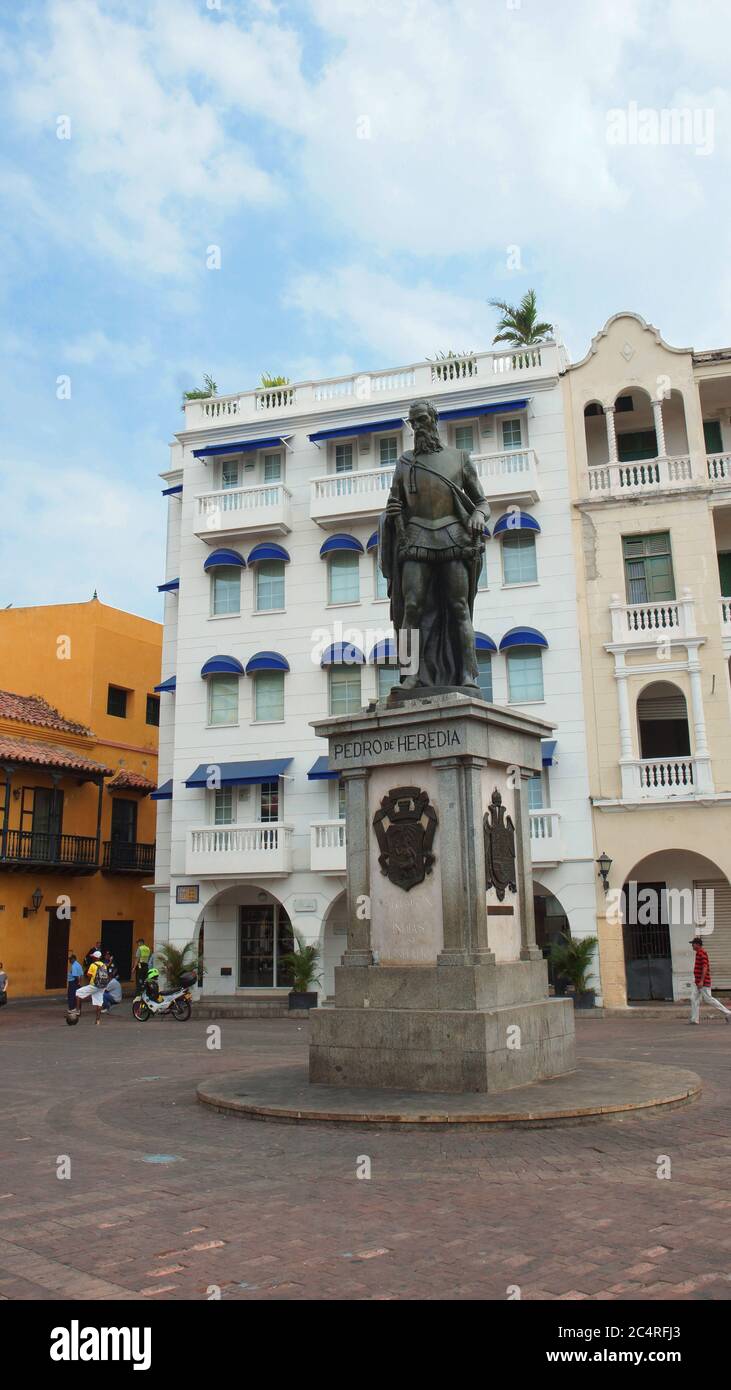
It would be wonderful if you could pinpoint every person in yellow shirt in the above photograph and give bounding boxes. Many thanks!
[133,939,151,992]
[72,951,109,1026]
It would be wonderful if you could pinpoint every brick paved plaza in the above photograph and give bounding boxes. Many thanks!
[1,1003,731,1302]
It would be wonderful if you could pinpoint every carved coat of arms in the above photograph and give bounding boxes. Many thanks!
[373,785,437,892]
[483,788,517,901]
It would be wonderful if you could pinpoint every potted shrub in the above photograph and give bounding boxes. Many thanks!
[549,933,599,1009]
[154,940,206,991]
[280,929,321,1011]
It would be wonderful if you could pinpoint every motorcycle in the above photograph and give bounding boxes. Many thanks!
[132,970,196,1022]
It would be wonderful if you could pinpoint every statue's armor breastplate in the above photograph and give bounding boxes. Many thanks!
[401,447,463,522]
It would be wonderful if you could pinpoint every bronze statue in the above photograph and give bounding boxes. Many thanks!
[378,399,490,695]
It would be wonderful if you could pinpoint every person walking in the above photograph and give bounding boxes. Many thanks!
[67,954,83,1011]
[0,962,8,1008]
[133,939,151,992]
[73,950,109,1026]
[689,936,731,1024]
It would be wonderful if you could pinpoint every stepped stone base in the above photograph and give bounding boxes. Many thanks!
[309,963,575,1094]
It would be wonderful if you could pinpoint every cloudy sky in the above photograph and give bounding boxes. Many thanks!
[0,0,728,621]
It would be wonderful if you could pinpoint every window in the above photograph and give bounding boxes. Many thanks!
[502,418,522,450]
[617,430,657,462]
[622,533,675,603]
[478,550,488,590]
[335,443,354,473]
[263,452,282,482]
[254,671,284,722]
[476,652,493,702]
[377,665,401,700]
[507,647,544,702]
[329,552,359,604]
[615,394,633,413]
[107,685,127,719]
[259,780,279,822]
[208,675,238,726]
[374,554,389,600]
[379,436,398,466]
[502,532,538,584]
[455,424,474,452]
[211,566,241,616]
[214,787,234,824]
[221,458,239,489]
[146,694,160,726]
[255,560,285,612]
[329,666,362,715]
[527,773,544,810]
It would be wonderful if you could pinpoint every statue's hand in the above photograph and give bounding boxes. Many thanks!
[386,498,403,517]
[470,510,486,535]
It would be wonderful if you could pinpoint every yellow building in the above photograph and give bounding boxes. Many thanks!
[0,599,162,996]
[564,313,731,1007]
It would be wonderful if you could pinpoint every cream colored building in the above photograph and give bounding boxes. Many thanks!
[564,312,731,1007]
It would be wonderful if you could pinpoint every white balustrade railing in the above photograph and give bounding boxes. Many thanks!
[311,467,394,503]
[195,482,291,533]
[189,824,291,856]
[609,589,695,644]
[312,820,346,850]
[588,455,694,495]
[473,447,537,485]
[529,810,561,841]
[707,452,731,483]
[639,758,694,792]
[720,596,731,635]
[184,346,562,429]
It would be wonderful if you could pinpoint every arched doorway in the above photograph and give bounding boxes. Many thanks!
[533,885,570,994]
[321,891,347,1000]
[637,680,690,760]
[622,850,731,1001]
[191,885,294,993]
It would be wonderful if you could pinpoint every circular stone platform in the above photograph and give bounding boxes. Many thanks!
[197,1058,701,1128]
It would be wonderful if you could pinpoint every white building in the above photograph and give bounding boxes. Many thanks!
[153,343,600,1004]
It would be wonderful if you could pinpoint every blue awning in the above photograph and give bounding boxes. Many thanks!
[438,399,528,422]
[248,542,291,564]
[370,637,397,664]
[499,626,548,651]
[319,534,364,557]
[493,511,541,536]
[308,755,338,781]
[161,484,183,496]
[185,758,292,788]
[200,655,245,678]
[475,632,497,653]
[542,739,557,767]
[245,651,290,674]
[150,779,173,800]
[366,531,379,552]
[203,548,245,571]
[309,418,403,444]
[157,578,179,593]
[192,435,291,458]
[321,641,366,667]
[154,676,176,693]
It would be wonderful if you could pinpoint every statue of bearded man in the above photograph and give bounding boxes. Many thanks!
[378,398,490,696]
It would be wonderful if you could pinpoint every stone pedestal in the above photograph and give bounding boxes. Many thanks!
[310,694,575,1094]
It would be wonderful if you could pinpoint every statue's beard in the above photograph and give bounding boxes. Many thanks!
[413,423,442,454]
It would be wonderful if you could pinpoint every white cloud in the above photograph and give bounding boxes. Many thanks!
[285,265,488,363]
[63,331,155,372]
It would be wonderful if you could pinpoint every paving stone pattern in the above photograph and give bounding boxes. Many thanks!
[1,1002,730,1301]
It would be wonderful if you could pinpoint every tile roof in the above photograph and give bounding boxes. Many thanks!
[0,733,113,776]
[107,768,156,792]
[0,689,93,737]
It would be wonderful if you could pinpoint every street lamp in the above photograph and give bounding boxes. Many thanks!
[23,887,44,918]
[596,852,612,894]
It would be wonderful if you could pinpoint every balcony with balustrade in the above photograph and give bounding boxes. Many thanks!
[310,820,346,874]
[182,344,565,432]
[185,824,293,877]
[608,588,697,648]
[529,810,564,864]
[193,482,292,541]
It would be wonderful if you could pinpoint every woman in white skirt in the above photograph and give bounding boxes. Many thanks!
[73,950,107,1026]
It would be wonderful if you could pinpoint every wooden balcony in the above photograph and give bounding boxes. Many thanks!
[0,830,98,872]
[102,841,156,873]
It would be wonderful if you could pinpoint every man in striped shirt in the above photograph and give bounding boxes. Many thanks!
[690,937,731,1024]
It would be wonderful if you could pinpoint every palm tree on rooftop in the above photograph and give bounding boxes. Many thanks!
[489,289,554,347]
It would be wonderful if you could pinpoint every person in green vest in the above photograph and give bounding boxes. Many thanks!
[133,939,151,992]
